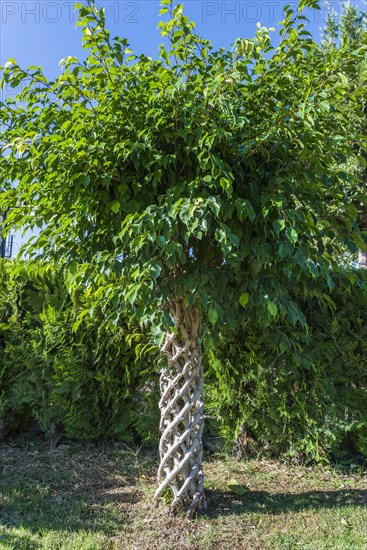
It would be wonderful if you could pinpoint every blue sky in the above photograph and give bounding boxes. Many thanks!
[0,0,364,253]
[1,1,362,77]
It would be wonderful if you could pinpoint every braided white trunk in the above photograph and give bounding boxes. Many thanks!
[154,299,207,517]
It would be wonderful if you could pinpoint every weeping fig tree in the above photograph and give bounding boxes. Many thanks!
[1,0,367,516]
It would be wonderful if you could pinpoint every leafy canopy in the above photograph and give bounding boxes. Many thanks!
[1,0,367,335]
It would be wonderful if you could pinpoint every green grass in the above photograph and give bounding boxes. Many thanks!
[0,440,366,549]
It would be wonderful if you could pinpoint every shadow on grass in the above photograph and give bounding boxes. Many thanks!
[205,487,367,518]
[0,477,142,534]
[0,447,148,542]
[0,529,40,550]
[2,482,366,534]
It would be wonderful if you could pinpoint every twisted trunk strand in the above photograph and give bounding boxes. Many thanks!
[154,299,207,517]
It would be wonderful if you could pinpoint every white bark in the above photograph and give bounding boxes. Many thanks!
[154,299,207,517]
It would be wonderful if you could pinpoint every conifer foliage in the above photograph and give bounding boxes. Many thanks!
[322,2,367,267]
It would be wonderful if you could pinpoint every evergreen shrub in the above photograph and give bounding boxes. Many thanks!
[0,259,159,442]
[205,270,367,461]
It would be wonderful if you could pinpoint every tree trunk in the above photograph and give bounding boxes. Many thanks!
[154,298,207,518]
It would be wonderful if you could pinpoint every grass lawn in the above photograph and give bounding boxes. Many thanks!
[0,439,366,550]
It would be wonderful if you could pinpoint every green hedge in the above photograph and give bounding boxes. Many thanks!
[206,272,367,461]
[0,260,159,442]
[0,259,366,461]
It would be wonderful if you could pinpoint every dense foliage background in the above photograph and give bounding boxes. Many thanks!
[0,259,159,443]
[205,274,367,461]
[1,259,366,461]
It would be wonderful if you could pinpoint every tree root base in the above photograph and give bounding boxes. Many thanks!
[154,490,208,519]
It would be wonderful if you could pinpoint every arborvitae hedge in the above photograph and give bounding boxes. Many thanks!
[0,260,159,443]
[206,271,367,461]
[0,259,366,461]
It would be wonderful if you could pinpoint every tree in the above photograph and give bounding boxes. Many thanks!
[322,2,367,267]
[1,0,366,515]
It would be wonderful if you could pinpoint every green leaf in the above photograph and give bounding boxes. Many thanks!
[150,264,161,279]
[208,307,218,325]
[157,235,166,247]
[111,201,120,214]
[326,272,334,290]
[220,177,232,196]
[72,310,89,332]
[268,301,278,318]
[286,228,298,244]
[4,59,16,69]
[278,243,289,260]
[227,479,248,495]
[273,219,285,236]
[244,200,256,221]
[290,229,298,244]
[239,292,249,307]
